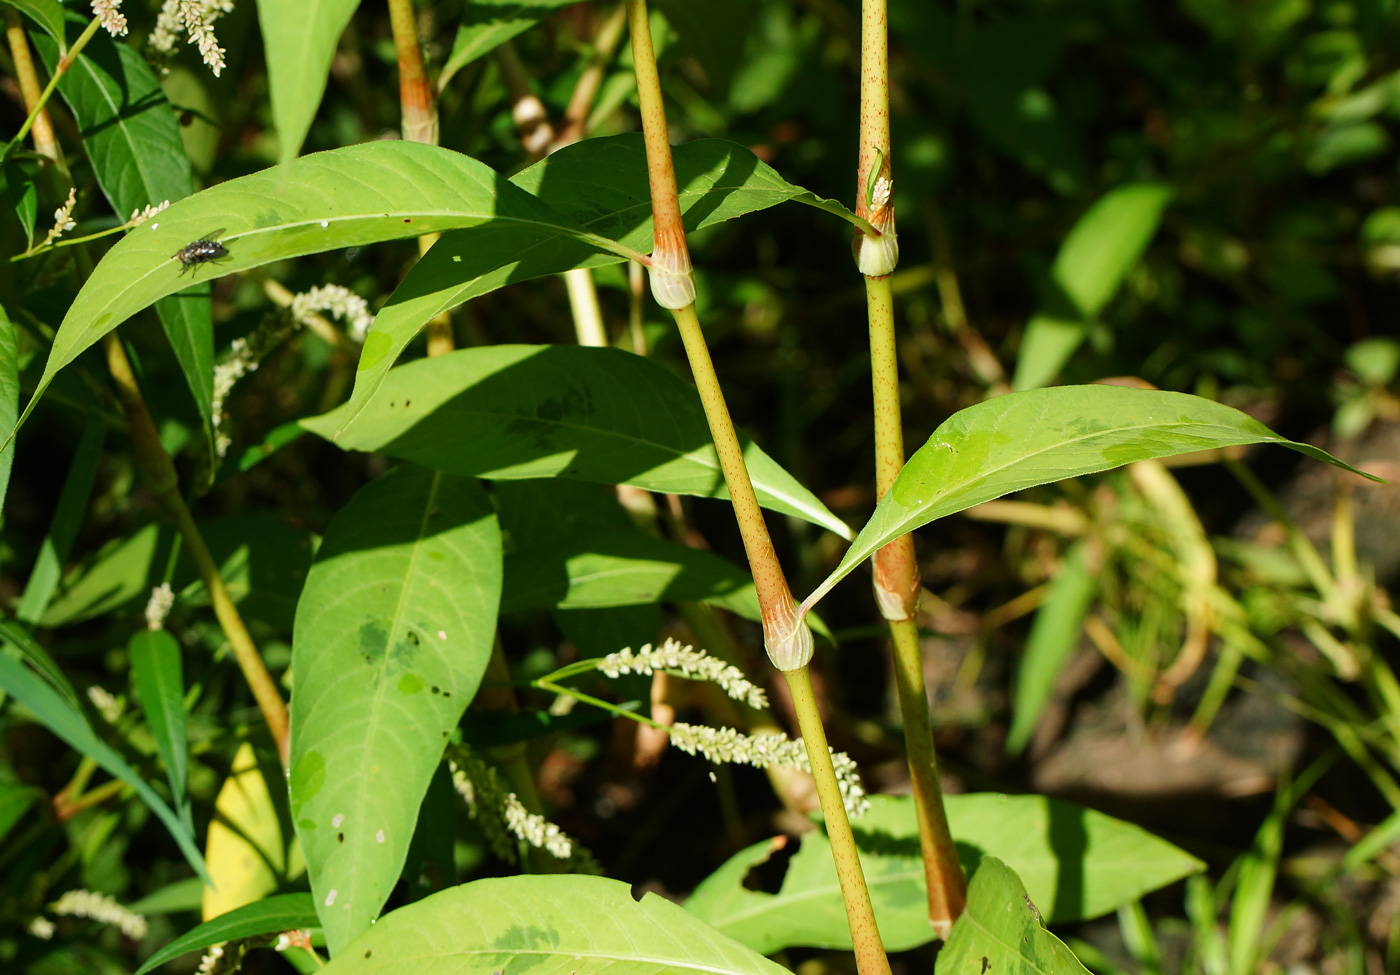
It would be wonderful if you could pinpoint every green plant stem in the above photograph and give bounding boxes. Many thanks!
[859,17,966,933]
[387,0,454,355]
[54,777,126,821]
[14,15,102,148]
[102,334,291,765]
[624,0,684,251]
[535,677,663,730]
[557,3,627,146]
[855,0,889,224]
[670,304,793,623]
[785,668,893,975]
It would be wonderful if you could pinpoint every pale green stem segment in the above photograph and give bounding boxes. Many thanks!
[670,305,800,649]
[785,668,893,975]
[13,16,102,148]
[103,334,291,766]
[859,0,966,932]
[387,0,455,356]
[887,617,965,936]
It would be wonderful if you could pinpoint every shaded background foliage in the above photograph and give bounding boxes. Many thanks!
[2,0,1399,972]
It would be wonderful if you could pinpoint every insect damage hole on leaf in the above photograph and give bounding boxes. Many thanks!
[742,835,794,894]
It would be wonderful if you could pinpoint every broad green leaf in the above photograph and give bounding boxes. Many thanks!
[439,0,588,89]
[2,0,66,53]
[0,303,16,517]
[290,467,502,955]
[503,531,759,620]
[1014,183,1171,391]
[16,140,629,433]
[320,875,793,973]
[800,386,1380,614]
[0,649,208,882]
[935,857,1090,975]
[134,893,319,975]
[1005,541,1097,757]
[16,420,105,623]
[1055,184,1172,319]
[306,345,852,540]
[129,629,189,823]
[32,17,213,428]
[0,778,42,844]
[204,742,304,920]
[684,794,1203,954]
[256,0,361,165]
[339,134,860,432]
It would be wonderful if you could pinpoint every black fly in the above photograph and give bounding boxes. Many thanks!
[173,229,228,276]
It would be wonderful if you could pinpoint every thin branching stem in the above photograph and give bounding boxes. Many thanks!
[785,668,893,975]
[102,334,291,765]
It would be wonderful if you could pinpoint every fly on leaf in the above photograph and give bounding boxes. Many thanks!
[173,230,229,277]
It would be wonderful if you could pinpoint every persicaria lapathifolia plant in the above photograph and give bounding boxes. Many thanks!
[0,3,1392,975]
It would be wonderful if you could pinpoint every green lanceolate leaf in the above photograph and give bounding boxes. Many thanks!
[0,648,208,881]
[1005,541,1097,757]
[256,0,361,165]
[15,140,628,435]
[0,618,80,708]
[1014,182,1172,391]
[338,134,861,433]
[129,629,190,825]
[935,856,1091,975]
[684,793,1203,954]
[800,385,1381,614]
[134,893,319,975]
[290,466,502,955]
[0,302,17,517]
[32,15,214,429]
[320,875,794,973]
[306,344,852,539]
[2,0,66,53]
[439,0,588,89]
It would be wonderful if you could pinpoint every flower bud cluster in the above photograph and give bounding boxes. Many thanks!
[50,889,147,940]
[669,722,869,817]
[447,745,598,872]
[599,638,767,709]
